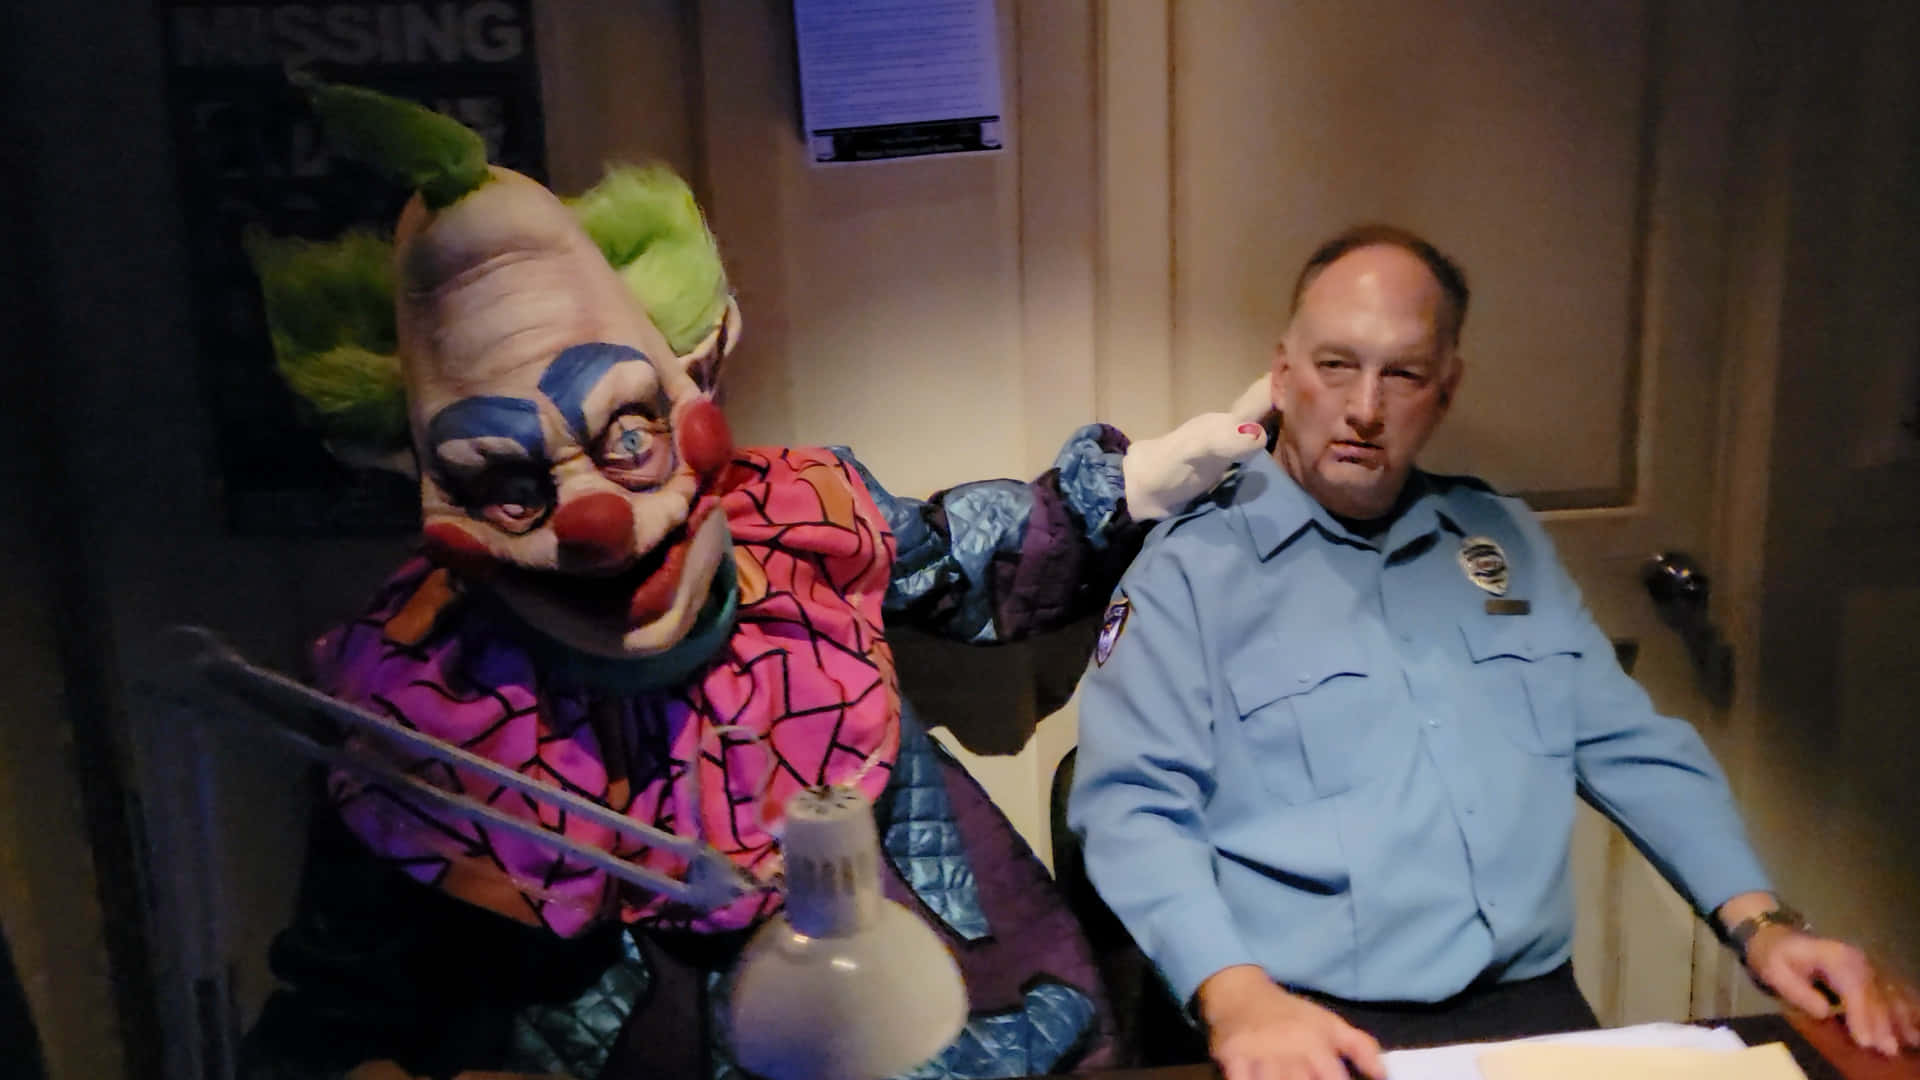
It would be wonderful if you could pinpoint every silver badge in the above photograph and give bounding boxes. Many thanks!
[1458,536,1510,597]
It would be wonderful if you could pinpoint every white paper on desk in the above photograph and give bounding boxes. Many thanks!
[1479,1039,1805,1080]
[1381,1022,1749,1080]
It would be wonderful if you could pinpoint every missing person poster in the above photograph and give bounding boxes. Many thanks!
[794,0,1005,165]
[162,1,546,534]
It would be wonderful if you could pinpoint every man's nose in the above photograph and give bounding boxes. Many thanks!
[551,492,635,564]
[1347,372,1386,434]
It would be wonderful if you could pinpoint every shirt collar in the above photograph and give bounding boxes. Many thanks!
[1232,452,1459,561]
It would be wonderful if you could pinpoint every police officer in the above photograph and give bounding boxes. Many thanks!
[1069,226,1920,1080]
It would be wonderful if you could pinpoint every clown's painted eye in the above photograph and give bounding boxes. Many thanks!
[597,412,674,490]
[468,468,554,534]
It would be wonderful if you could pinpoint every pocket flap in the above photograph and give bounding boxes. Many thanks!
[1225,636,1370,715]
[1458,617,1582,663]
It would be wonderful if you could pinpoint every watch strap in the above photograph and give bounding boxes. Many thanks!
[1727,904,1810,960]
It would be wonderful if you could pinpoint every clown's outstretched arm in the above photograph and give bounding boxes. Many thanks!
[837,375,1272,644]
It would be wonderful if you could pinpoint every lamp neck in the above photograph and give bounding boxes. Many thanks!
[781,787,883,938]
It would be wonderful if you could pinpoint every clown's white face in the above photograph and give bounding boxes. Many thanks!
[418,340,735,658]
[394,167,737,659]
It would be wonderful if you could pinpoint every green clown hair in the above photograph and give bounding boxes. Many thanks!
[244,228,409,455]
[570,164,731,356]
[244,81,732,462]
[242,162,731,458]
[299,76,490,210]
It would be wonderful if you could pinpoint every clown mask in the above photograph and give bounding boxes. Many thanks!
[395,167,742,659]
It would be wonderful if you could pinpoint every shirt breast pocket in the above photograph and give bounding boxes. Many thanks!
[1225,638,1376,804]
[1458,618,1582,757]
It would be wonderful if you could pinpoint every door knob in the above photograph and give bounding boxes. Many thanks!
[1640,551,1732,709]
[1641,551,1711,630]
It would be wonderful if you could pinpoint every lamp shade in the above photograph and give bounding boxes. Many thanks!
[729,786,967,1080]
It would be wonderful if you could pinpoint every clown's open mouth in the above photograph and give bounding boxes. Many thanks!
[502,500,719,627]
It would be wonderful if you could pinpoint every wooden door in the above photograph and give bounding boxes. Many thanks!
[1095,0,1747,1024]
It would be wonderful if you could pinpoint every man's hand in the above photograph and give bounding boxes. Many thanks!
[1744,927,1920,1056]
[1197,965,1385,1080]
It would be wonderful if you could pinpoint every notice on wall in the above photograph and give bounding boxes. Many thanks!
[162,1,545,534]
[794,0,1004,165]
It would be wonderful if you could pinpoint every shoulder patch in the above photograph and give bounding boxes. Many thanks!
[1094,596,1130,666]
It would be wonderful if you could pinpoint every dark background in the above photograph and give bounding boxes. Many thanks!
[161,0,546,534]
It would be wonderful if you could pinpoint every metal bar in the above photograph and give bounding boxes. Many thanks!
[170,626,758,910]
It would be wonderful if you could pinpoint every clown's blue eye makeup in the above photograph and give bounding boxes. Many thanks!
[541,343,668,442]
[426,395,556,533]
[596,411,674,490]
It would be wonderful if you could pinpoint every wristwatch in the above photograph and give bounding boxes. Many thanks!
[1725,903,1810,961]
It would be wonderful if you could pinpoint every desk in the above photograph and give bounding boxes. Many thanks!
[1765,1013,1920,1080]
[1071,1014,1920,1080]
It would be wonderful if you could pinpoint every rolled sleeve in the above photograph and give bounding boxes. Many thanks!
[1068,546,1257,1005]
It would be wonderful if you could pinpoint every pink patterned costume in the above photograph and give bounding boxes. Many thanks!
[249,432,1142,1080]
[320,447,902,937]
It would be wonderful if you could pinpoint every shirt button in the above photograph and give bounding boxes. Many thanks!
[1398,632,1412,644]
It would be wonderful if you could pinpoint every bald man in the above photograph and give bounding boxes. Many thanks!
[1070,225,1920,1080]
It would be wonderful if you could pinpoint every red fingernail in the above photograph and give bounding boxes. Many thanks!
[1238,423,1262,436]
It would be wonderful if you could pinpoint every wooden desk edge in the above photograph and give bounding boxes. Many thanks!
[1786,1010,1920,1080]
[1058,1014,1918,1079]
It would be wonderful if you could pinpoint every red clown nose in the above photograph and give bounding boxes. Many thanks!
[677,398,734,481]
[552,492,637,564]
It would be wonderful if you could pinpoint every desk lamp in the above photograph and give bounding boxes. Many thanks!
[177,627,966,1080]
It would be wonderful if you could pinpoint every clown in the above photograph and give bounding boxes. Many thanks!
[238,84,1267,1080]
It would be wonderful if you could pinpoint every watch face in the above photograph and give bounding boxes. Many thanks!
[1766,905,1808,931]
[1732,905,1809,955]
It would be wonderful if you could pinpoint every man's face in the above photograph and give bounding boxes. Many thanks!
[1271,244,1462,520]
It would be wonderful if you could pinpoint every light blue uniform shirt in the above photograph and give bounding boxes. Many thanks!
[1069,452,1771,1006]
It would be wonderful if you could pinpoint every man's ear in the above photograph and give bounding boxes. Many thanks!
[1270,342,1290,413]
[1438,350,1465,410]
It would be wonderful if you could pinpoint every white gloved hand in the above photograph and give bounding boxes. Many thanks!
[1122,374,1275,520]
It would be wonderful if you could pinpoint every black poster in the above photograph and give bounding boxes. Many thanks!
[161,0,546,534]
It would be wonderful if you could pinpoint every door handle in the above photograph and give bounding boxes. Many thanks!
[1640,551,1733,709]
[1642,551,1711,630]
